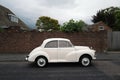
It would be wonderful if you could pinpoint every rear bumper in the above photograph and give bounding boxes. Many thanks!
[25,55,29,61]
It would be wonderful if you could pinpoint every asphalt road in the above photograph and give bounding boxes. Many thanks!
[0,61,120,80]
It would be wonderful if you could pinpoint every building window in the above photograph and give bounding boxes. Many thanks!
[99,26,104,30]
[8,14,18,23]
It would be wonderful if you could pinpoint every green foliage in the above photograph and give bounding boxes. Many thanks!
[114,10,120,30]
[60,19,87,32]
[92,7,120,31]
[36,16,60,31]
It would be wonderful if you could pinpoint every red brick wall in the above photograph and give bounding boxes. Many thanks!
[0,31,107,53]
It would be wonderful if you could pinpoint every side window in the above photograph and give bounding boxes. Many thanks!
[45,40,58,48]
[59,41,72,48]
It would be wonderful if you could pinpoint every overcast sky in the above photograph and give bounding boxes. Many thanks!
[0,0,120,28]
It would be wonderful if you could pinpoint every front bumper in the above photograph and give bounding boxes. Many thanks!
[91,50,96,59]
[93,52,97,59]
[93,55,96,59]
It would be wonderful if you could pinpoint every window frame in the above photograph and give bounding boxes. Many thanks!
[44,40,58,48]
[8,14,18,23]
[99,26,104,30]
[58,40,73,48]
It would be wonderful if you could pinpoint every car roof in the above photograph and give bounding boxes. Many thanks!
[41,38,71,48]
[44,38,70,42]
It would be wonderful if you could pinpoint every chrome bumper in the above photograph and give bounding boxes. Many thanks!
[25,55,29,61]
[93,54,97,59]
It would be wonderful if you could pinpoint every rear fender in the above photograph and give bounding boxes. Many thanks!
[28,51,49,62]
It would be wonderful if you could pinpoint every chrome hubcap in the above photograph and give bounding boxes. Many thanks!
[37,58,46,67]
[82,57,90,66]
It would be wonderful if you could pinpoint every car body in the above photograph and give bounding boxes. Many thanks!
[26,38,96,67]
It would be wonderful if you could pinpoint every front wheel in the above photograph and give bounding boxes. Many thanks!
[80,56,91,67]
[36,57,47,67]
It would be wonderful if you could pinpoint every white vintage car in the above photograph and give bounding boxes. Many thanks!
[26,38,96,67]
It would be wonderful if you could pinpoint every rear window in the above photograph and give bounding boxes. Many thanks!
[45,40,58,48]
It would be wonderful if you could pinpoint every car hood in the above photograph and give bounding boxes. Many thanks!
[74,46,90,50]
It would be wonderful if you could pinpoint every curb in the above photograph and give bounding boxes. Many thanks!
[106,51,120,54]
[0,60,26,62]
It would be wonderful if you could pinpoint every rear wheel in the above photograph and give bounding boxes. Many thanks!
[80,56,91,67]
[35,57,47,67]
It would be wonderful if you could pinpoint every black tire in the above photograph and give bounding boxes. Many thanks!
[80,56,91,67]
[35,57,47,68]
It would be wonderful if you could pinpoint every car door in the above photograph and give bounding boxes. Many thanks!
[44,40,58,62]
[58,40,75,62]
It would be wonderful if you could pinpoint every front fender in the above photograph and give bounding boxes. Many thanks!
[28,51,49,62]
[75,49,96,61]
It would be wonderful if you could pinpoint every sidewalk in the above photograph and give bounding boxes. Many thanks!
[0,53,27,62]
[96,52,120,61]
[0,52,120,62]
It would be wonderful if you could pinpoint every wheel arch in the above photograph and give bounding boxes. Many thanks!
[35,55,48,63]
[30,51,49,62]
[79,54,92,61]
